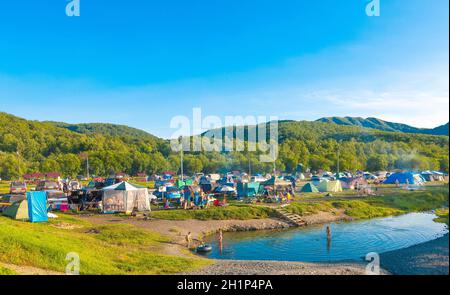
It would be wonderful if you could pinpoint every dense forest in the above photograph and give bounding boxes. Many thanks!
[0,112,448,180]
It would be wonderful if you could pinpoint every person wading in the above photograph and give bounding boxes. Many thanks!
[218,229,223,254]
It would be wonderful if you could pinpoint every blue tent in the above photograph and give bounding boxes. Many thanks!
[26,191,48,223]
[383,172,425,185]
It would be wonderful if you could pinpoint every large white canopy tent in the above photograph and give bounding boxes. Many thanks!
[101,181,151,214]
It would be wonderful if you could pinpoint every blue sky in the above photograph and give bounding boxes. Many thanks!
[0,0,448,138]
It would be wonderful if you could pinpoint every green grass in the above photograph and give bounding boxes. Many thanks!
[285,202,333,216]
[434,208,449,225]
[0,265,17,275]
[0,214,210,274]
[150,204,276,221]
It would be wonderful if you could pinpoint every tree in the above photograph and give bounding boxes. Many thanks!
[366,155,388,172]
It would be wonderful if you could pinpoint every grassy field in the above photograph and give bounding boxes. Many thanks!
[0,213,210,275]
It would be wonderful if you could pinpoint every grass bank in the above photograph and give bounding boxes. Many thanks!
[0,265,16,275]
[150,204,275,221]
[434,208,449,225]
[286,186,449,220]
[0,214,210,274]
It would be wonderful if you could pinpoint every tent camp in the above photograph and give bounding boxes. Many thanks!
[237,182,261,198]
[102,182,151,214]
[2,200,29,220]
[318,180,343,193]
[300,183,319,193]
[383,172,425,185]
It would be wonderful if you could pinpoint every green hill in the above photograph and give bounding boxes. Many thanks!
[317,117,449,136]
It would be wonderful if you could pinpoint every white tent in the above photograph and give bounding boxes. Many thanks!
[101,181,150,214]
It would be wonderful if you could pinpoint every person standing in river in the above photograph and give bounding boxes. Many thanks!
[218,229,224,255]
[326,226,332,252]
[326,226,332,240]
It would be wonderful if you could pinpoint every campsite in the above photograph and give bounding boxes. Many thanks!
[0,165,448,275]
[0,0,449,280]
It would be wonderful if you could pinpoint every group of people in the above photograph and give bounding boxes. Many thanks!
[263,188,294,203]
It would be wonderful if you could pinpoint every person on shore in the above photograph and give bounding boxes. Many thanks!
[186,232,192,248]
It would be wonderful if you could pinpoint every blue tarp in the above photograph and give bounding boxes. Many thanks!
[383,172,425,185]
[26,191,48,223]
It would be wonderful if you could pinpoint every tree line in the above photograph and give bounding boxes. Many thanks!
[0,112,448,180]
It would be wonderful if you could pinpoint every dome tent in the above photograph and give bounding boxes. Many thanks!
[101,181,150,214]
[383,172,425,185]
[318,180,343,193]
[2,200,29,220]
[300,183,319,193]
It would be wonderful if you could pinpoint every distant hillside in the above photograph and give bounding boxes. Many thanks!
[317,117,449,136]
[49,122,160,141]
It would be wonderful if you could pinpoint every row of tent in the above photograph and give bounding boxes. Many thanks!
[2,182,152,221]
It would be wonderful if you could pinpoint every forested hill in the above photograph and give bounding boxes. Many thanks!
[48,122,161,142]
[317,117,449,136]
[0,112,448,180]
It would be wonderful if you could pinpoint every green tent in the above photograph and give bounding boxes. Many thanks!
[318,180,343,193]
[300,183,319,193]
[2,200,29,220]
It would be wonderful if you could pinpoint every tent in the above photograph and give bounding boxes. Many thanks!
[300,183,319,193]
[421,171,445,182]
[102,181,150,214]
[27,191,49,223]
[2,200,29,220]
[383,172,425,185]
[318,180,343,193]
[263,176,292,187]
[237,182,261,198]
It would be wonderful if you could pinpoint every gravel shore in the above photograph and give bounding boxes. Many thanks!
[380,234,449,275]
[182,260,369,275]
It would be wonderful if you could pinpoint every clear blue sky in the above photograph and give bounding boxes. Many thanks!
[0,0,448,138]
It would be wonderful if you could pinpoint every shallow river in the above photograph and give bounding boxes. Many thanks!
[202,212,448,262]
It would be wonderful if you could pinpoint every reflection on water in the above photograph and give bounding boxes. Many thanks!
[202,213,448,262]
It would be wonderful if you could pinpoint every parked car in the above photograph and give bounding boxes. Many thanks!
[36,180,60,191]
[9,181,27,194]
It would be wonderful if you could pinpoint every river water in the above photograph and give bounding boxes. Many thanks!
[202,212,448,262]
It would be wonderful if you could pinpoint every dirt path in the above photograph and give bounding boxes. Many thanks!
[0,262,64,275]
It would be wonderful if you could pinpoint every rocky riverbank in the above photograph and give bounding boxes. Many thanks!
[182,260,370,275]
[380,234,449,275]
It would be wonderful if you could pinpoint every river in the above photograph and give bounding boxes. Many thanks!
[202,212,448,262]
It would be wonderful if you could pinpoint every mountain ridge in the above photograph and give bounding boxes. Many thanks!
[316,116,449,136]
